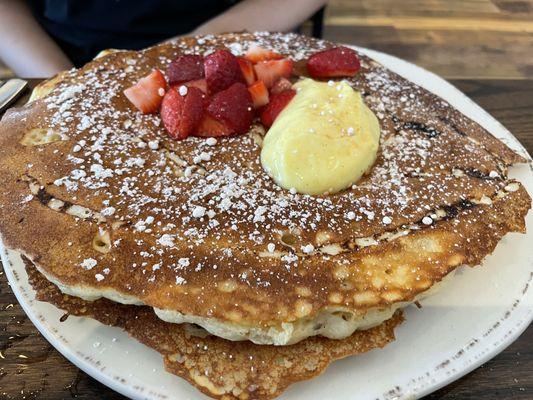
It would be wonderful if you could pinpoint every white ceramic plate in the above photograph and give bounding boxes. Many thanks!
[2,47,533,400]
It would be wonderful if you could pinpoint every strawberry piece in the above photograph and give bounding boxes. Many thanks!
[195,115,233,137]
[207,83,253,134]
[245,45,283,63]
[204,50,245,94]
[167,54,204,86]
[260,89,296,128]
[237,57,256,86]
[254,59,293,88]
[248,81,269,108]
[306,46,361,79]
[271,77,292,94]
[182,79,207,93]
[124,69,166,114]
[160,86,205,140]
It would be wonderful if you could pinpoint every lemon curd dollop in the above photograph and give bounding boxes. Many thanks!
[260,78,381,195]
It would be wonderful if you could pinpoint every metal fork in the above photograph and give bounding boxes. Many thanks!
[0,79,28,114]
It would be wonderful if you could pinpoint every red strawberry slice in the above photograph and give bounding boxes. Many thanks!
[160,86,205,140]
[237,57,256,86]
[195,115,233,137]
[167,54,205,86]
[248,81,269,108]
[254,59,293,88]
[182,78,207,93]
[306,46,361,79]
[124,69,166,114]
[260,89,296,128]
[204,50,245,94]
[271,77,292,94]
[207,83,253,134]
[245,45,283,63]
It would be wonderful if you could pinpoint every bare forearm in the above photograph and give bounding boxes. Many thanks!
[0,0,73,77]
[191,0,328,35]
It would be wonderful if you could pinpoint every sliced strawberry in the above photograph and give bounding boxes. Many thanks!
[195,115,233,137]
[254,59,293,89]
[260,89,296,128]
[245,45,283,63]
[306,46,361,79]
[248,81,269,109]
[207,83,253,134]
[183,78,207,93]
[204,50,245,94]
[160,86,205,140]
[124,69,166,114]
[271,77,293,94]
[237,57,256,86]
[167,54,204,86]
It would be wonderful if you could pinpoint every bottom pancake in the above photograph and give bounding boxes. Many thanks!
[23,256,403,400]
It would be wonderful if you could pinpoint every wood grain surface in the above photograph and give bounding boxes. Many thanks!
[321,0,533,79]
[0,79,532,399]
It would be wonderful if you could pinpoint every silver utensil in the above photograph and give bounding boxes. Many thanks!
[0,79,28,114]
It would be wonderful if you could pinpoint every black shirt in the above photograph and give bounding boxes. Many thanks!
[26,0,237,66]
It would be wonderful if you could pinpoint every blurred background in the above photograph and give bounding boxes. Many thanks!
[1,0,532,80]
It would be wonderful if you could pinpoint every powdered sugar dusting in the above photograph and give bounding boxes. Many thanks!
[24,32,516,306]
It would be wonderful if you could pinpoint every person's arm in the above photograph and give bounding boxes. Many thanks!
[190,0,328,36]
[0,0,73,77]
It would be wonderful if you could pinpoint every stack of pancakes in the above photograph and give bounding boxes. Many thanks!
[0,32,530,399]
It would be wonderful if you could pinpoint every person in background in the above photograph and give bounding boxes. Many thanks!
[0,0,328,77]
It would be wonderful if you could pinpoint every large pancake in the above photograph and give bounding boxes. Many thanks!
[24,256,402,400]
[0,32,530,344]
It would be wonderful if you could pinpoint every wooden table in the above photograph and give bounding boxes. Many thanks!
[1,79,531,399]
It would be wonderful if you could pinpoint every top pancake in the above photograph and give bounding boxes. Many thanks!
[0,32,530,331]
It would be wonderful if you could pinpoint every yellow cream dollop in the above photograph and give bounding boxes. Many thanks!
[260,79,381,195]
